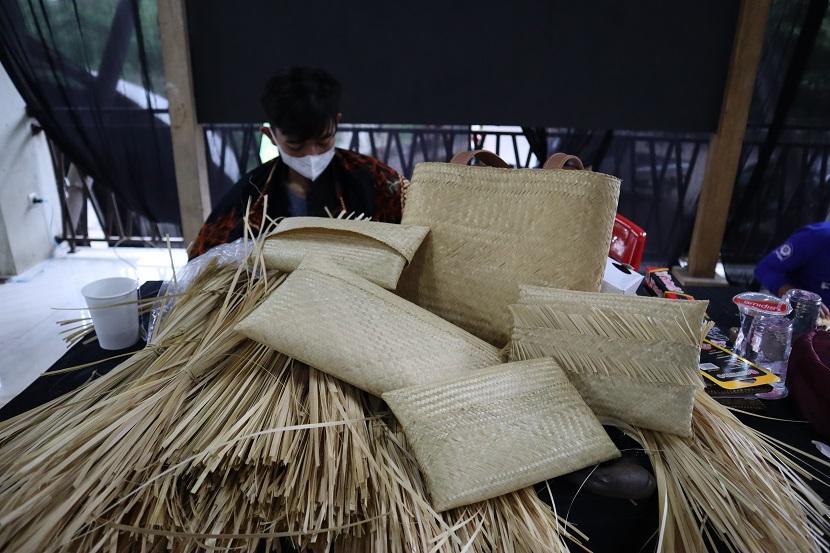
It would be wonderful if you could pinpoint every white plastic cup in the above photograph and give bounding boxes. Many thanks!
[81,277,140,350]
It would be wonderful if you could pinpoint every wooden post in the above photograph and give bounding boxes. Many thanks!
[683,0,770,281]
[157,0,210,246]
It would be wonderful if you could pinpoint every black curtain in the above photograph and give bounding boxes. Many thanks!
[2,0,827,261]
[524,0,830,267]
[0,0,180,225]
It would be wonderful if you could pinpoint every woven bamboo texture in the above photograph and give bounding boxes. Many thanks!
[397,161,620,345]
[263,217,429,289]
[236,255,503,396]
[509,286,709,436]
[518,285,709,329]
[383,358,620,512]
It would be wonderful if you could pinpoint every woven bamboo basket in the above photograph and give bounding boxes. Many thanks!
[263,216,429,289]
[383,358,620,512]
[236,255,503,396]
[397,151,620,346]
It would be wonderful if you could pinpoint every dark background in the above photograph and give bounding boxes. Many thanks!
[186,0,740,131]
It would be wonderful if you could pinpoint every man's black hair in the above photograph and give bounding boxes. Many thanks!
[261,67,342,142]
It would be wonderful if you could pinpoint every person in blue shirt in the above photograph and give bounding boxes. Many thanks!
[755,221,830,317]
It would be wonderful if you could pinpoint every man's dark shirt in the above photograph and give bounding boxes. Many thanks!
[189,149,403,258]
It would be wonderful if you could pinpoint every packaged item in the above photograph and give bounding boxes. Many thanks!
[732,292,791,358]
[644,266,694,300]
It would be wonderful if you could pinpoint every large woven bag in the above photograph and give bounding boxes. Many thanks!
[263,217,429,289]
[509,286,708,437]
[383,358,620,511]
[235,255,502,396]
[397,150,620,346]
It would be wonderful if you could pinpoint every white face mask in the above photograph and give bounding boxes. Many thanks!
[270,128,336,181]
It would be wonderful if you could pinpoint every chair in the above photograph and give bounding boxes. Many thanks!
[609,214,647,270]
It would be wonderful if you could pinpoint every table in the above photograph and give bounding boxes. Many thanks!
[0,281,161,421]
[1,282,827,553]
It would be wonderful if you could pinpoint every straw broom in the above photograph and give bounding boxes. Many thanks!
[0,220,581,552]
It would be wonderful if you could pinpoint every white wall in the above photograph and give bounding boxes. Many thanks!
[0,63,61,277]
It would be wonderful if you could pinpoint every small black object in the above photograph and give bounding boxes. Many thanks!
[565,460,656,501]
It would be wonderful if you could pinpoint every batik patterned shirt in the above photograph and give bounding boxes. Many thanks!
[189,149,404,258]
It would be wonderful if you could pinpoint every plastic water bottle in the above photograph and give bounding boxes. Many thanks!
[733,292,791,358]
[751,315,793,400]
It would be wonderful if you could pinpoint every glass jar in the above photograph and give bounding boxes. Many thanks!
[784,288,822,342]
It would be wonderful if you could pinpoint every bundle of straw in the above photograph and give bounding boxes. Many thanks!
[509,286,830,552]
[0,223,580,553]
[631,393,830,553]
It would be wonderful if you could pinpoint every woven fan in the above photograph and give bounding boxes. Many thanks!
[263,216,430,289]
[236,255,503,396]
[397,150,620,346]
[383,358,620,511]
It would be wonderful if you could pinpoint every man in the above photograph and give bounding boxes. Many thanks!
[755,221,830,317]
[189,67,403,258]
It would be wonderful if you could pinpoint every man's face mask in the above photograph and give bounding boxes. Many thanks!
[270,128,336,181]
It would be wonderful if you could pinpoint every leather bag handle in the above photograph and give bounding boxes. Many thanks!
[542,152,585,170]
[450,149,511,168]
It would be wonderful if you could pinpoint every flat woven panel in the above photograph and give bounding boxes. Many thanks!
[383,358,619,511]
[397,162,620,346]
[508,287,709,436]
[263,217,429,289]
[510,326,703,388]
[235,256,502,396]
[567,374,695,437]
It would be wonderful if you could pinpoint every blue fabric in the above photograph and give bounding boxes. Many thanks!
[287,186,308,216]
[754,222,830,304]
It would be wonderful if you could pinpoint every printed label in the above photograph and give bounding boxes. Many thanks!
[733,297,789,314]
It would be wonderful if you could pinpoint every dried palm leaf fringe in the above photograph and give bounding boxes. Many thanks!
[619,390,830,553]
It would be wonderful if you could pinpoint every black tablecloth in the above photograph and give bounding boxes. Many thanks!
[0,281,162,421]
[1,281,827,553]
